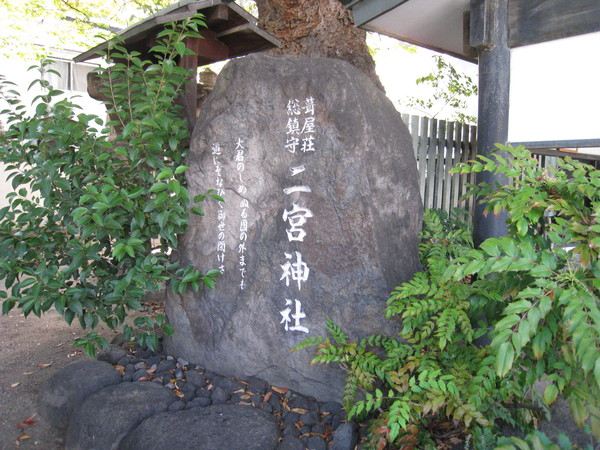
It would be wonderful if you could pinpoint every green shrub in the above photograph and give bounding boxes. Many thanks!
[450,145,600,441]
[296,146,600,448]
[0,15,220,355]
[296,208,532,448]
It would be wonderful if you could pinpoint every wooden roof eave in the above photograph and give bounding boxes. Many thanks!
[73,0,281,63]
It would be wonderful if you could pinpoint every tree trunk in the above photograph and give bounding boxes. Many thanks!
[254,0,383,90]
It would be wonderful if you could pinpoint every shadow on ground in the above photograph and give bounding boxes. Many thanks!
[0,308,117,449]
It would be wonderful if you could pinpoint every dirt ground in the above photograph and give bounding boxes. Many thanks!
[0,308,117,450]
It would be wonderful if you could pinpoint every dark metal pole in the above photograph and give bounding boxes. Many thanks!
[471,0,510,244]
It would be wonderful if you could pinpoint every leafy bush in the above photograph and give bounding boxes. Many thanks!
[296,146,600,448]
[0,15,220,354]
[495,429,581,450]
[296,208,532,448]
[450,145,600,441]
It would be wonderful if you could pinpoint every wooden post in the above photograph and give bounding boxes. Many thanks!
[471,0,510,243]
[178,30,229,127]
[180,36,201,127]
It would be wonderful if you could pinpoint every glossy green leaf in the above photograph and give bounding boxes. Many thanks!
[495,341,515,377]
[543,383,558,404]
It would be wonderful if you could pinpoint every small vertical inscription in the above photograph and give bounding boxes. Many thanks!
[212,143,226,274]
[236,138,248,290]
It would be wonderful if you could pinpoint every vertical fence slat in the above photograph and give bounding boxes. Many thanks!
[410,117,420,161]
[442,121,454,213]
[459,123,471,207]
[468,125,478,215]
[425,119,438,210]
[402,113,477,220]
[417,116,429,203]
[434,120,446,210]
[403,114,420,162]
[451,123,463,210]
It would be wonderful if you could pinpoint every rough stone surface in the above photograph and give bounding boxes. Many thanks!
[97,345,128,365]
[186,369,206,387]
[306,435,327,450]
[119,405,280,450]
[165,53,422,401]
[321,401,343,414]
[301,410,319,426]
[539,397,591,448]
[247,376,269,395]
[279,435,305,450]
[211,386,230,404]
[37,360,121,429]
[186,396,211,408]
[330,421,358,450]
[65,381,175,450]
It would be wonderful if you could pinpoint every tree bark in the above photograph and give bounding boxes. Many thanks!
[254,0,383,90]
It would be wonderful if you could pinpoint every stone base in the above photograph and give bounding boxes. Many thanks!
[37,348,359,450]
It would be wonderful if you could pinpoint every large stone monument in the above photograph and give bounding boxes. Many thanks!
[165,54,422,401]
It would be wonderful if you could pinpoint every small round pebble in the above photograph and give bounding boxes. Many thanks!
[251,393,262,406]
[307,435,327,450]
[135,349,153,359]
[312,423,326,435]
[157,359,177,372]
[181,384,196,400]
[262,402,273,414]
[196,388,211,398]
[301,411,319,427]
[146,356,162,366]
[214,376,244,392]
[283,411,300,426]
[331,414,342,430]
[132,369,147,381]
[117,356,131,366]
[230,392,246,404]
[186,370,205,388]
[321,401,343,414]
[176,357,188,366]
[185,397,211,409]
[168,401,186,412]
[279,435,305,450]
[268,395,282,412]
[246,376,269,395]
[210,386,230,405]
[289,395,317,412]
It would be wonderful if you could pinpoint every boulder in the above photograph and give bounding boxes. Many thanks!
[37,360,121,429]
[330,421,358,450]
[119,404,280,450]
[65,381,175,450]
[165,53,422,401]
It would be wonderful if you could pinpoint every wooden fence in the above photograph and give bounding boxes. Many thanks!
[402,114,477,217]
